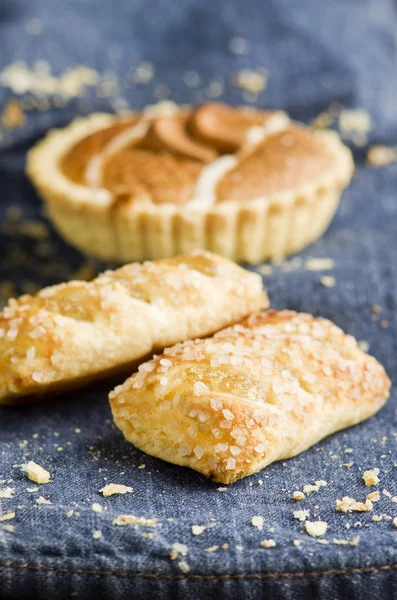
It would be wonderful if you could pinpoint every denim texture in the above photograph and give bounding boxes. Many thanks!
[0,0,397,598]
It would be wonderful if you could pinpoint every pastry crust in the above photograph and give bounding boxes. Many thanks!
[109,310,390,484]
[0,251,267,405]
[27,103,354,264]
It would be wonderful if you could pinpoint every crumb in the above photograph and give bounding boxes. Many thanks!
[294,510,310,522]
[138,464,146,470]
[170,543,188,561]
[343,462,353,468]
[1,100,25,128]
[305,521,328,537]
[260,539,276,549]
[236,545,244,552]
[358,341,370,353]
[192,525,206,536]
[320,275,336,288]
[393,517,397,528]
[204,545,219,553]
[344,448,353,454]
[382,489,391,498]
[232,69,268,95]
[66,510,74,518]
[362,468,380,487]
[380,320,389,329]
[35,496,52,505]
[366,491,380,502]
[132,62,154,85]
[258,479,263,486]
[0,511,15,522]
[74,429,81,434]
[372,305,382,314]
[367,145,397,167]
[100,484,133,497]
[112,515,158,527]
[92,503,102,513]
[178,561,190,573]
[305,258,334,271]
[372,515,383,522]
[336,497,373,513]
[92,530,102,540]
[293,491,305,501]
[251,515,264,530]
[303,481,327,495]
[317,539,329,545]
[0,488,15,499]
[222,543,229,550]
[217,487,227,492]
[339,109,371,135]
[21,461,51,485]
[293,540,302,546]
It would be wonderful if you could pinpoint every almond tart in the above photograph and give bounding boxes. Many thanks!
[27,102,354,264]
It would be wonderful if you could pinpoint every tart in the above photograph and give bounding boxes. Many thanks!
[27,102,354,264]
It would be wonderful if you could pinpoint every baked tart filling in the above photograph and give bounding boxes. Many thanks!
[27,102,354,263]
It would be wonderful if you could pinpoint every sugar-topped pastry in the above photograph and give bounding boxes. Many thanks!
[27,102,354,264]
[0,251,267,404]
[109,310,390,484]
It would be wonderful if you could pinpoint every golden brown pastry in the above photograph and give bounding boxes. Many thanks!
[109,310,390,484]
[27,102,354,264]
[0,251,267,404]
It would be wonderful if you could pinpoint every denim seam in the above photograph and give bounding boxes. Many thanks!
[0,561,397,581]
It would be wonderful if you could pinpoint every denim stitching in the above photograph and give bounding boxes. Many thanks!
[0,561,396,580]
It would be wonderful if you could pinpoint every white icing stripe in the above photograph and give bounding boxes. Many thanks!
[188,156,238,209]
[244,112,290,149]
[84,120,149,188]
[187,112,290,208]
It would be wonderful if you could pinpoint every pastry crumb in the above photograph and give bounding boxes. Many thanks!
[66,510,74,518]
[251,515,264,530]
[305,258,334,271]
[0,511,15,522]
[204,545,219,553]
[343,462,353,468]
[362,468,380,487]
[367,145,397,167]
[320,275,336,288]
[317,539,329,545]
[21,461,50,484]
[293,491,305,501]
[293,539,302,546]
[178,560,190,573]
[393,517,397,528]
[92,530,102,540]
[339,109,371,135]
[192,525,206,536]
[260,539,276,549]
[100,484,133,497]
[293,509,310,522]
[112,514,158,527]
[366,491,380,503]
[0,488,15,499]
[170,543,188,560]
[35,496,52,505]
[92,503,102,513]
[305,521,328,537]
[232,69,268,94]
[336,496,373,513]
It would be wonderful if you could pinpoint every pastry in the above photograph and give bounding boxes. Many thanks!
[27,102,354,264]
[109,310,390,484]
[0,251,267,404]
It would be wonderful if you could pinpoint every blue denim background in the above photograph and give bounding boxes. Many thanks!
[0,0,397,598]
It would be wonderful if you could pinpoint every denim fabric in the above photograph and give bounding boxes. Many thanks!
[0,1,397,599]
